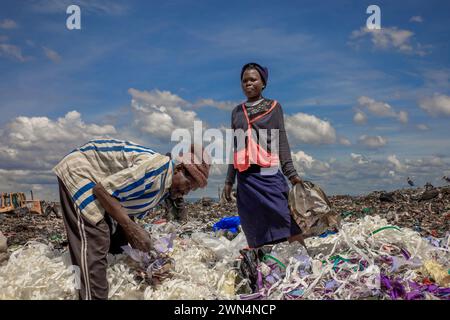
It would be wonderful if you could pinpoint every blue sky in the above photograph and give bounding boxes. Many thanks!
[1,0,449,200]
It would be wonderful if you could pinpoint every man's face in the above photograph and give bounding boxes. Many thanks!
[241,68,264,100]
[170,167,192,199]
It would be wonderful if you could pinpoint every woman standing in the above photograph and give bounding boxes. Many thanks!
[224,62,304,248]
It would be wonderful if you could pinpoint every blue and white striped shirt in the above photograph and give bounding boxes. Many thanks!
[53,139,173,225]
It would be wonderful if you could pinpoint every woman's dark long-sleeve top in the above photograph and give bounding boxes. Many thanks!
[225,98,298,185]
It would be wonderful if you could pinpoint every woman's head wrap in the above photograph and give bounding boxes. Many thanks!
[241,62,269,86]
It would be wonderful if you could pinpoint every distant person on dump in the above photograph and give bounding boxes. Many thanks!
[53,140,210,299]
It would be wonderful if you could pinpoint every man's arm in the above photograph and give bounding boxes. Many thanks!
[93,183,152,252]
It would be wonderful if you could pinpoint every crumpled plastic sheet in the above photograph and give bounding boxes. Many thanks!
[143,237,240,300]
[106,254,144,300]
[0,241,144,300]
[240,215,449,300]
[191,231,247,260]
[0,241,78,300]
[140,219,248,299]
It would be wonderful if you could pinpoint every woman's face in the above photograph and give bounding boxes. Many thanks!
[241,68,264,100]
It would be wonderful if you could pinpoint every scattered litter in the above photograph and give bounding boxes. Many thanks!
[332,186,450,238]
[1,187,449,300]
[0,214,66,248]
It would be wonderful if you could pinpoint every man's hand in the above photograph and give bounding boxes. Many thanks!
[122,220,153,252]
[289,176,304,186]
[223,183,233,202]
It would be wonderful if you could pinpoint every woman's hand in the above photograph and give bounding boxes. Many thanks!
[122,220,153,252]
[289,176,304,186]
[223,183,233,201]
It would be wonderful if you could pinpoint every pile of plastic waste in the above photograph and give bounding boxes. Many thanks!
[0,219,249,300]
[142,219,247,299]
[0,242,79,299]
[1,213,448,300]
[239,215,449,300]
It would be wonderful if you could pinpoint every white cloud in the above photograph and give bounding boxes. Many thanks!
[128,90,238,111]
[326,154,450,195]
[350,153,369,165]
[0,19,17,29]
[43,46,61,63]
[350,26,428,55]
[357,96,395,117]
[353,111,367,124]
[417,124,429,131]
[291,150,330,176]
[0,111,117,199]
[410,16,424,23]
[128,88,242,139]
[317,152,446,191]
[358,135,387,148]
[285,112,337,144]
[397,111,408,123]
[132,102,198,138]
[423,69,450,90]
[129,88,199,139]
[194,98,237,111]
[339,138,351,146]
[387,154,405,172]
[4,111,116,150]
[0,44,27,62]
[0,168,57,200]
[128,88,187,108]
[404,156,445,168]
[419,93,450,116]
[292,150,314,169]
[357,96,408,123]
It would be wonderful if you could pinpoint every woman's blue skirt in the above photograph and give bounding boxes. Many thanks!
[237,170,301,248]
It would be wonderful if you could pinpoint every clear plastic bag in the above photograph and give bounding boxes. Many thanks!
[191,232,248,260]
[288,181,341,238]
